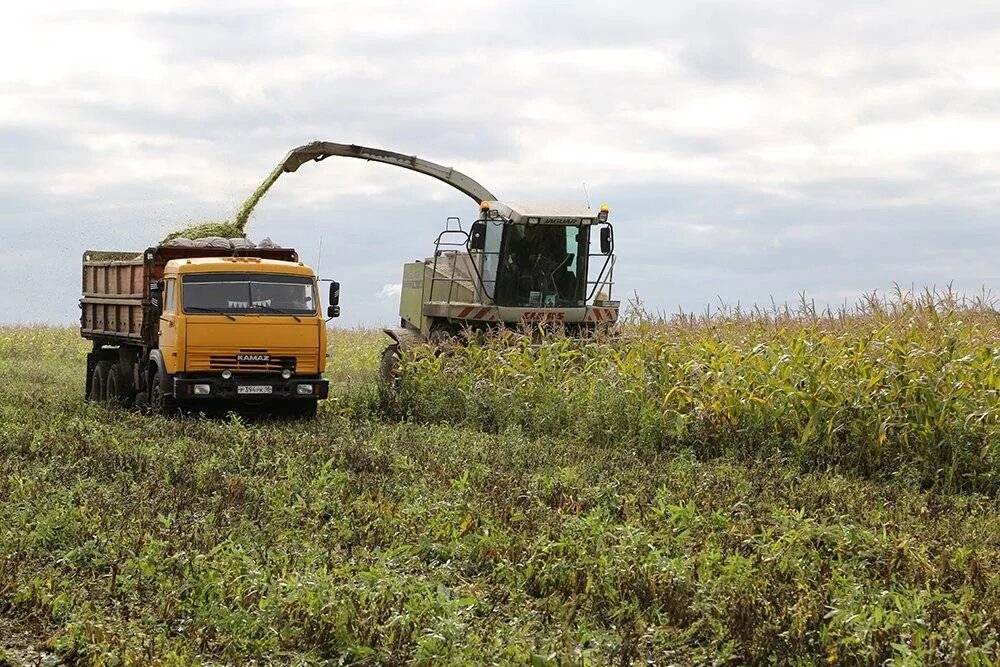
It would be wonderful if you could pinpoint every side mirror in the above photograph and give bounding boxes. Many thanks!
[149,280,163,312]
[468,221,487,251]
[599,226,613,255]
[327,281,340,318]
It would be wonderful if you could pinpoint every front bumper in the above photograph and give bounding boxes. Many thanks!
[173,375,329,400]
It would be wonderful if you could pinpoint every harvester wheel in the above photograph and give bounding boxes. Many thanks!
[151,368,179,417]
[428,324,457,345]
[90,360,111,402]
[378,344,402,412]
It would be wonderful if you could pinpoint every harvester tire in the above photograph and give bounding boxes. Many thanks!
[90,360,111,403]
[429,323,457,345]
[151,368,179,417]
[378,344,402,414]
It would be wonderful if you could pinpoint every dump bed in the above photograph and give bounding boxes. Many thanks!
[81,245,300,347]
[81,251,146,344]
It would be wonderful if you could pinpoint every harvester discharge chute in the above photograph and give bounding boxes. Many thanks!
[280,141,497,205]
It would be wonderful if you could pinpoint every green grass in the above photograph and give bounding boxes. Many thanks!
[3,304,1000,664]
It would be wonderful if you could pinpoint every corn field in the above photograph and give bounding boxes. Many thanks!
[402,290,1000,494]
[3,291,1000,664]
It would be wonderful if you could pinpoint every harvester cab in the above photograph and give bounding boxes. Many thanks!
[398,200,618,342]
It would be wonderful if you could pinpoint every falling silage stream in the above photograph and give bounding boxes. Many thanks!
[159,159,287,243]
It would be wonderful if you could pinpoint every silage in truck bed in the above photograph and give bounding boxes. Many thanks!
[161,221,245,243]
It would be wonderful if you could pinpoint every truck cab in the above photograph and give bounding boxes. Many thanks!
[157,256,329,415]
[81,244,338,418]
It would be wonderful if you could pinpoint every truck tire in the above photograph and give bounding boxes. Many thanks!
[90,361,112,403]
[151,368,179,417]
[287,400,318,419]
[107,362,134,407]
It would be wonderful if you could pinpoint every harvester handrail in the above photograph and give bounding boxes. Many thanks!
[280,141,497,205]
[430,229,476,306]
[588,253,616,301]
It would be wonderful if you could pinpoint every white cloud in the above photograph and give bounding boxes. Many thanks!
[376,283,402,299]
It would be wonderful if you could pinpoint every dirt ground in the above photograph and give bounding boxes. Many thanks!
[0,618,57,666]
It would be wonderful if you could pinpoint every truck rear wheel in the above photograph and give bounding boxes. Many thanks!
[107,362,134,407]
[90,360,111,402]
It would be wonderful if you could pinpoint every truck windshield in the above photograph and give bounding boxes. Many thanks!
[182,273,317,316]
[494,224,588,308]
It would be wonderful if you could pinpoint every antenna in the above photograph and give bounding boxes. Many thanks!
[315,236,324,276]
[582,182,592,209]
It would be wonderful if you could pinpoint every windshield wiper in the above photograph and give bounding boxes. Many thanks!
[186,306,236,321]
[251,304,303,322]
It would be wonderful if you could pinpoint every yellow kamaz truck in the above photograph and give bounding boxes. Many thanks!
[80,243,339,418]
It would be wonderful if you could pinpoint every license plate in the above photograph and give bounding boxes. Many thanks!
[237,385,273,395]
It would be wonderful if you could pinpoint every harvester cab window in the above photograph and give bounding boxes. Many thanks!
[182,273,317,315]
[479,220,504,297]
[496,224,587,308]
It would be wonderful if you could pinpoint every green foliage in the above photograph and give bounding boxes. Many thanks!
[3,306,1000,663]
[401,295,1000,494]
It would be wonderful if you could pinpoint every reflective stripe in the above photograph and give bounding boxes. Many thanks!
[456,306,473,318]
[474,307,492,320]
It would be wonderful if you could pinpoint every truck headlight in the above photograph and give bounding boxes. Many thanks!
[193,384,211,395]
[221,369,232,380]
[281,368,293,380]
[296,384,313,395]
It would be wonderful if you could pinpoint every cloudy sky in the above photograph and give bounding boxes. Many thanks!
[3,0,999,325]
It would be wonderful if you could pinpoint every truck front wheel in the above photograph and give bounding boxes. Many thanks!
[286,401,318,419]
[151,368,179,417]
